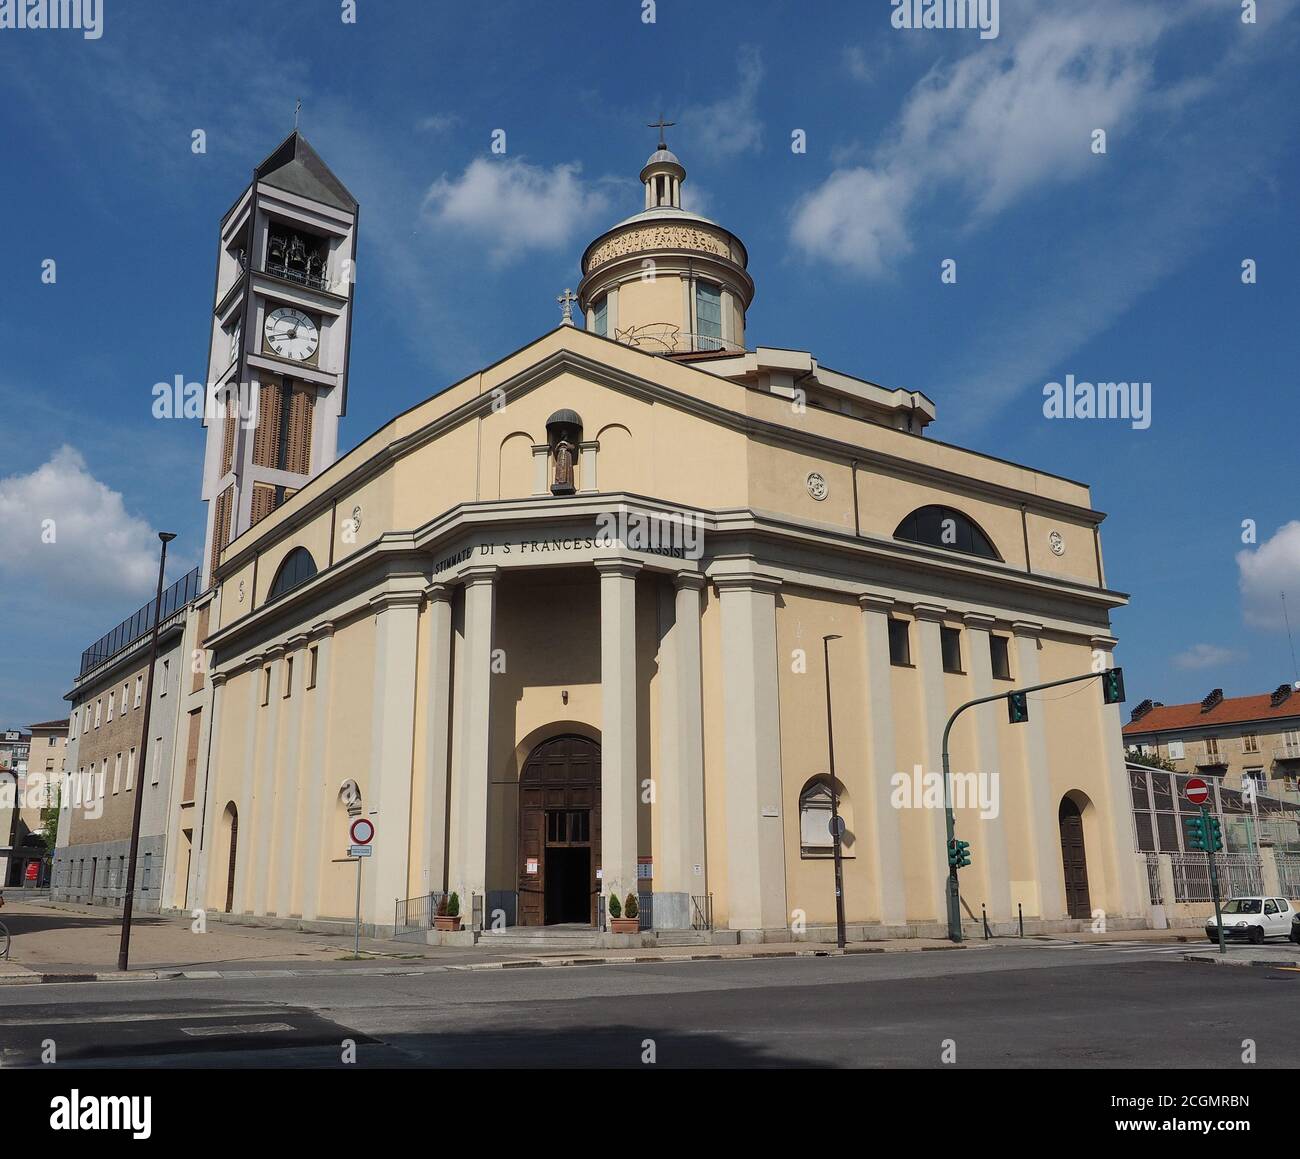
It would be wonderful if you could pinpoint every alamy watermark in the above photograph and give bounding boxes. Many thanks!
[1043,374,1151,430]
[891,0,999,40]
[595,509,704,560]
[0,0,103,39]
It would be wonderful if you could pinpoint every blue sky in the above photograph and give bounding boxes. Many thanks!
[1,0,1298,729]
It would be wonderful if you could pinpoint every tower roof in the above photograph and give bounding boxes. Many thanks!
[255,131,358,213]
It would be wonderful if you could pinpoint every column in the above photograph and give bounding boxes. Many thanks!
[531,445,549,496]
[912,604,954,922]
[579,441,599,492]
[272,635,308,916]
[190,672,225,912]
[447,565,497,924]
[231,652,263,914]
[656,573,707,928]
[423,585,454,894]
[716,571,787,932]
[596,557,641,911]
[858,594,907,926]
[1013,621,1066,918]
[962,613,1011,921]
[299,622,334,921]
[367,584,424,928]
[1090,634,1145,917]
[250,648,282,916]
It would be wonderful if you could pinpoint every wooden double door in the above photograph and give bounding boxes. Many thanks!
[517,735,601,926]
[1058,796,1092,920]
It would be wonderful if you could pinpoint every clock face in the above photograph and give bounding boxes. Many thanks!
[264,307,319,361]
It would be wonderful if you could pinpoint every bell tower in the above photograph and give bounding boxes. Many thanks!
[199,131,359,585]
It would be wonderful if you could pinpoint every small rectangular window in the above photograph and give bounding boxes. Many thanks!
[151,741,161,786]
[695,281,722,346]
[1168,739,1185,760]
[1242,732,1259,753]
[123,682,131,712]
[107,691,114,723]
[593,296,608,337]
[888,618,911,666]
[941,626,963,674]
[308,645,319,689]
[990,635,1012,680]
[134,674,143,708]
[126,747,136,791]
[262,666,271,706]
[112,753,122,794]
[284,655,294,698]
[160,657,170,694]
[94,698,102,728]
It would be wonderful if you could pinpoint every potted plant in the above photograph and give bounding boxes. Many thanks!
[434,891,461,932]
[610,890,640,934]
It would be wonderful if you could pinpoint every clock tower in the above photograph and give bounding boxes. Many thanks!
[199,131,359,585]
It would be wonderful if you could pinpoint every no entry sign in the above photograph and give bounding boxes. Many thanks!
[349,817,375,846]
[1184,778,1210,806]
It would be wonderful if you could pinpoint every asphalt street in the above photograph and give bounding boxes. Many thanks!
[3,938,1298,1069]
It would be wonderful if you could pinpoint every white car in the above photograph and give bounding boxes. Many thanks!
[1205,896,1295,944]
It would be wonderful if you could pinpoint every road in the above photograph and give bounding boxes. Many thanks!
[2,939,1297,1068]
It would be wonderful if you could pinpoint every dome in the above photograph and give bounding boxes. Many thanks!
[644,147,681,168]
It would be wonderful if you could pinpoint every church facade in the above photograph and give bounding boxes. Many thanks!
[170,133,1145,939]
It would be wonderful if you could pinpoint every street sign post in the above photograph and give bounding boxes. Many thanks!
[348,818,375,958]
[1183,782,1224,955]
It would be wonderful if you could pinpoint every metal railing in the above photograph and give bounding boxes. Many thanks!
[393,892,442,939]
[1169,852,1263,902]
[691,894,713,932]
[636,891,654,931]
[1144,853,1164,905]
[1193,749,1229,768]
[264,261,332,292]
[79,566,203,676]
[1276,853,1300,899]
[1274,743,1300,763]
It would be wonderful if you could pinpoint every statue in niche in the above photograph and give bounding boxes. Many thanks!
[551,436,576,495]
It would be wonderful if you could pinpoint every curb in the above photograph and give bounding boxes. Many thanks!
[0,941,970,985]
[1182,951,1298,968]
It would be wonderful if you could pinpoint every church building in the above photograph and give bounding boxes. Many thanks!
[170,130,1145,940]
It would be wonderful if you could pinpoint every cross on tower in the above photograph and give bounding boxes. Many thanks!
[556,287,578,325]
[647,115,675,150]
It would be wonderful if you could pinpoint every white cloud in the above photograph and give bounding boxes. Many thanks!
[1173,643,1245,671]
[683,45,765,158]
[417,113,460,134]
[0,446,158,600]
[422,157,611,265]
[790,2,1184,274]
[1238,521,1300,631]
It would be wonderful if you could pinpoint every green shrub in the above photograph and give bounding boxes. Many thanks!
[447,891,460,918]
[624,892,639,920]
[608,892,621,919]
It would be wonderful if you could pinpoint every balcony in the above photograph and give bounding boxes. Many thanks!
[1273,742,1300,764]
[1193,749,1229,769]
[78,566,203,677]
[264,261,332,293]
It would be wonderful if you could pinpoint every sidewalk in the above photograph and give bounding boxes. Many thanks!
[0,900,1231,986]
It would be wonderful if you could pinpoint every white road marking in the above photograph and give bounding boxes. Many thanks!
[180,1022,295,1037]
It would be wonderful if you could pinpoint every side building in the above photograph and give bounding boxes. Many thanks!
[53,568,201,911]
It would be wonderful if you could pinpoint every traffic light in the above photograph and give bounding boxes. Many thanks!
[948,838,971,869]
[1185,813,1207,852]
[1208,815,1223,853]
[1101,666,1126,705]
[1007,691,1029,724]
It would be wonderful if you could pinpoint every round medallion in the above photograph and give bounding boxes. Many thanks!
[806,472,829,502]
[1049,530,1066,557]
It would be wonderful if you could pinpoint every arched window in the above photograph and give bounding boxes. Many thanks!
[893,505,999,560]
[267,547,317,600]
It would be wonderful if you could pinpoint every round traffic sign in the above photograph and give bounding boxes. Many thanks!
[349,817,375,845]
[828,815,845,838]
[1184,777,1210,806]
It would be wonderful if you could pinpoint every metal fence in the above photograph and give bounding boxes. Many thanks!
[1144,853,1163,905]
[636,891,654,930]
[1169,852,1263,902]
[393,892,444,940]
[691,894,713,931]
[1277,852,1300,899]
[79,566,203,676]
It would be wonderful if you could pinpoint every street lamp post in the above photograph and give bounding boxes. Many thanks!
[117,531,176,972]
[822,634,847,950]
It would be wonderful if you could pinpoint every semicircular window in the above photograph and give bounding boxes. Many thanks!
[893,505,1000,560]
[267,547,318,600]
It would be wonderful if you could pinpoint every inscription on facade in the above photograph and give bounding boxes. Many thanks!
[586,224,732,271]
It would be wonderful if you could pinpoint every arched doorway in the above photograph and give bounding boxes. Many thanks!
[1058,795,1092,919]
[221,803,239,914]
[517,735,600,926]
